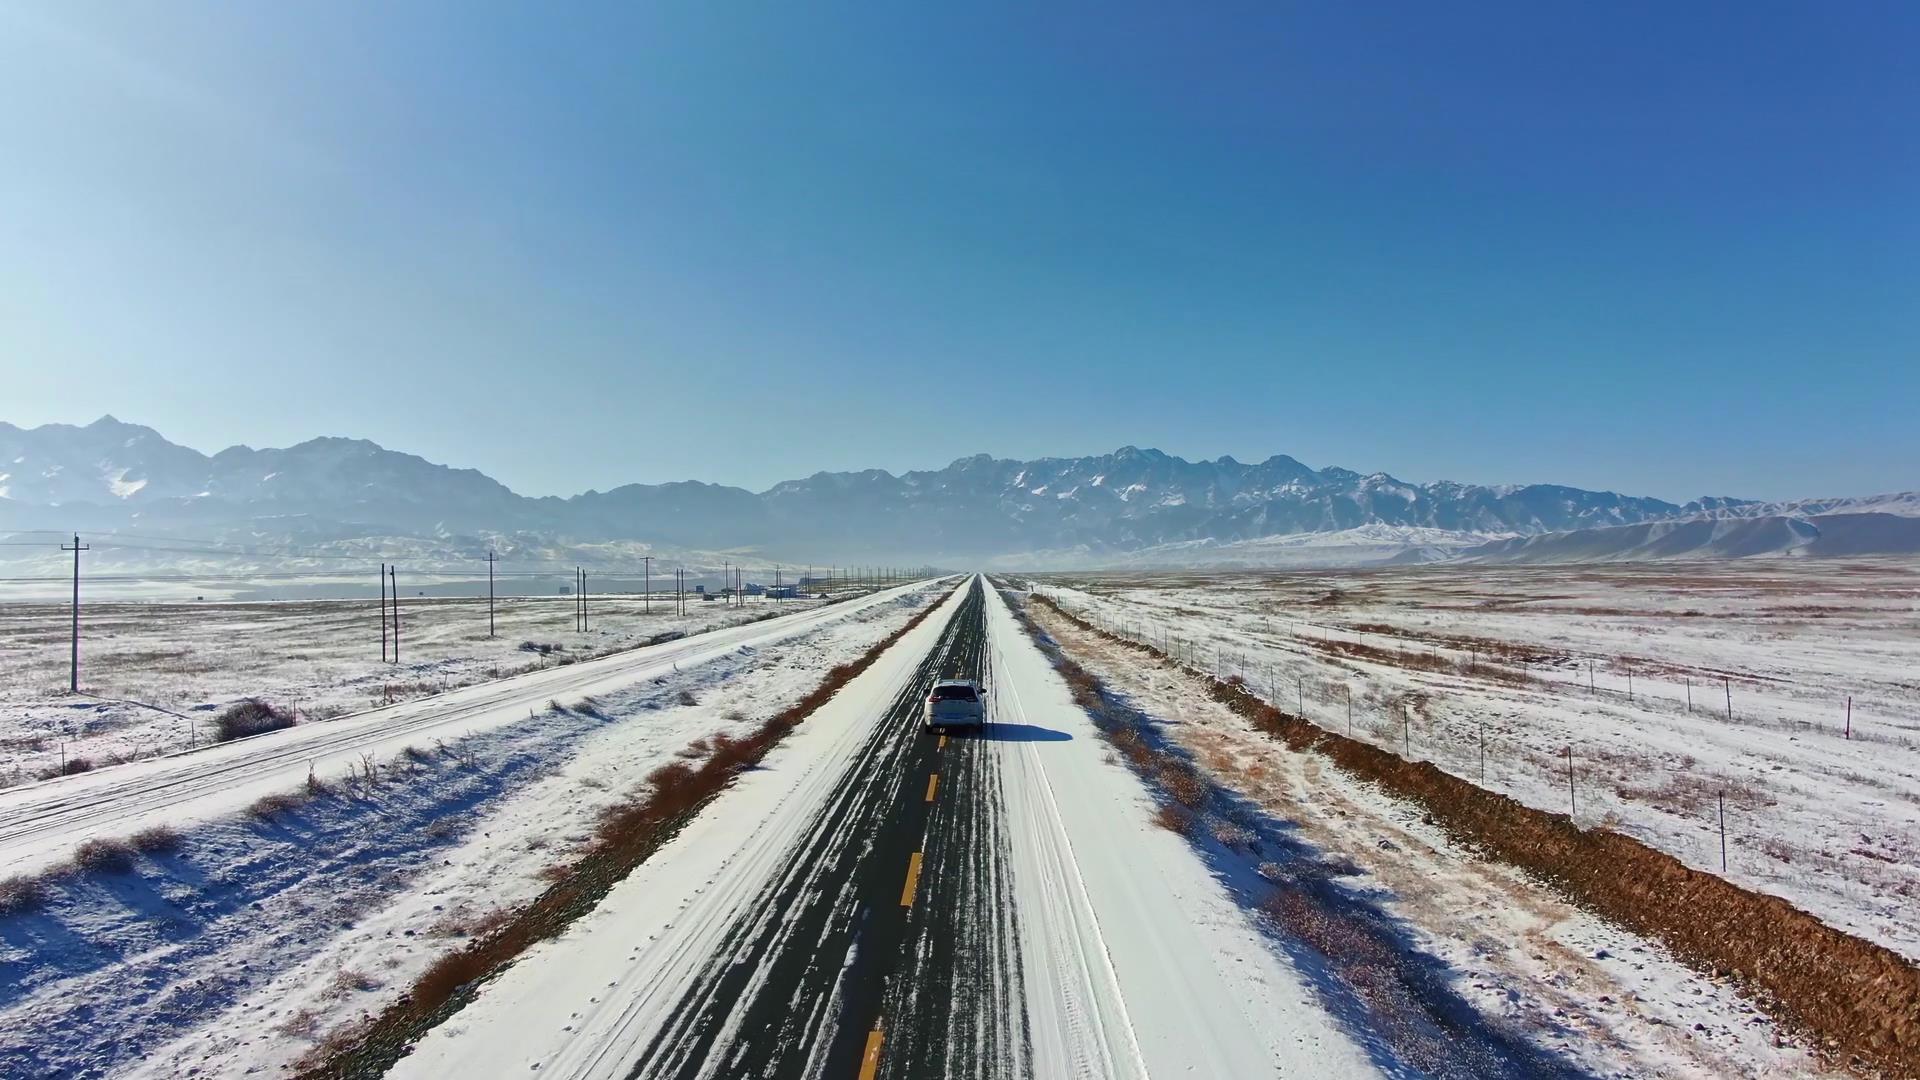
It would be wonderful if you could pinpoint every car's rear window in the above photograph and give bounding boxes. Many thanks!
[932,685,978,702]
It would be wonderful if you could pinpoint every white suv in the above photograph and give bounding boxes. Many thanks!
[924,679,984,731]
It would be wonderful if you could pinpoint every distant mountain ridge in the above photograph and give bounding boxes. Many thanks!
[1,416,1910,565]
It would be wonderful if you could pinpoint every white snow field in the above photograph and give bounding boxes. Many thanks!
[393,579,1378,1080]
[1020,593,1821,1078]
[0,589,863,785]
[0,580,950,1078]
[0,582,937,879]
[1031,559,1920,963]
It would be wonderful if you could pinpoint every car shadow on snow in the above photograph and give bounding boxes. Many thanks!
[1023,621,1599,1080]
[948,721,1071,743]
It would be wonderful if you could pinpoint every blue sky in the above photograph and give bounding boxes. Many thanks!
[1,3,1913,502]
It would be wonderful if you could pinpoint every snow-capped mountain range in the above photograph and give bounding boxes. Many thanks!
[1,417,1912,567]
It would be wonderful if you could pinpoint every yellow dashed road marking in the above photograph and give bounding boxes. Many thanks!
[900,851,923,907]
[925,773,939,803]
[857,1027,884,1080]
[937,734,947,749]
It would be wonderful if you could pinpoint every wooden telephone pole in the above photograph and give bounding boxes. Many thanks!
[485,550,498,638]
[62,534,88,692]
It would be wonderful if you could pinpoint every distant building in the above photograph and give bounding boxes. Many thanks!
[766,586,797,599]
[693,584,705,594]
[743,582,766,596]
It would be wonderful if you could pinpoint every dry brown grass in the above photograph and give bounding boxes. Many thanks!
[70,837,136,874]
[129,824,182,853]
[0,874,45,913]
[36,755,96,780]
[1153,803,1196,835]
[215,698,298,742]
[249,791,308,819]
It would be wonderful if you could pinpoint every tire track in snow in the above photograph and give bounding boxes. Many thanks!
[0,584,936,874]
[620,581,989,1079]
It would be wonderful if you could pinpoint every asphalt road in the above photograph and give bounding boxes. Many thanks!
[624,577,1024,1080]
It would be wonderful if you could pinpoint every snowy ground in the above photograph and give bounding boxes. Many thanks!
[0,581,947,1078]
[0,590,862,785]
[1028,559,1920,963]
[394,578,1382,1079]
[1020,593,1820,1079]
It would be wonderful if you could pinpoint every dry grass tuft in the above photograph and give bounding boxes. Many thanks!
[249,791,308,819]
[36,755,96,780]
[129,824,182,854]
[215,698,298,742]
[1153,803,1196,836]
[70,836,137,874]
[0,874,46,913]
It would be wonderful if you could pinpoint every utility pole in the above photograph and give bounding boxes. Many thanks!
[581,568,589,632]
[485,550,498,638]
[641,556,654,614]
[390,565,400,664]
[62,534,87,693]
[380,563,389,662]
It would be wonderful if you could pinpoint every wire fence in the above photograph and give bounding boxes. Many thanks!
[1033,587,1919,935]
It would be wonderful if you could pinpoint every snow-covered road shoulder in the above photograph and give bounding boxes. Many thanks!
[981,582,1380,1078]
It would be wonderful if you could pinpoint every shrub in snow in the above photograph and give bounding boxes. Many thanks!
[0,874,45,913]
[36,755,95,781]
[215,698,297,742]
[249,791,308,819]
[129,825,182,854]
[70,837,137,874]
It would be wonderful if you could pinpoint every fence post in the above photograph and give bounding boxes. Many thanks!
[1718,791,1728,871]
[1479,723,1486,785]
[1686,677,1692,713]
[1565,747,1576,817]
[1845,696,1852,740]
[1724,676,1732,720]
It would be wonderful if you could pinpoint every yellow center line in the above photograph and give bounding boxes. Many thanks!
[900,851,924,907]
[925,773,939,803]
[938,734,947,749]
[857,1027,885,1080]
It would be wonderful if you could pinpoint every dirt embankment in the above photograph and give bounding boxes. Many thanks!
[1026,592,1920,1079]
